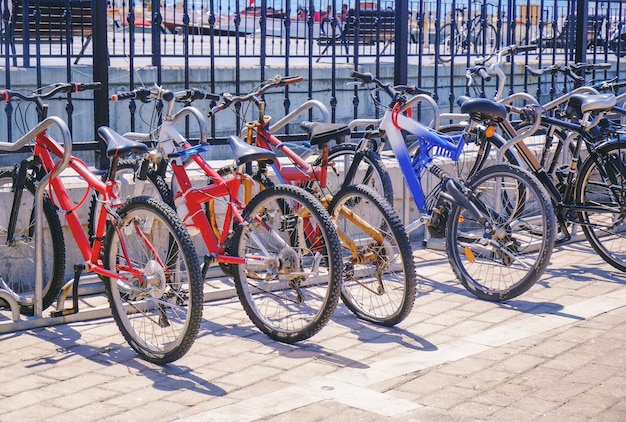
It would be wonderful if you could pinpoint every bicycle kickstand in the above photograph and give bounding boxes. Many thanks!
[51,264,85,317]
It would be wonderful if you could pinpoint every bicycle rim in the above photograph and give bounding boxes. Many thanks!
[232,185,342,343]
[0,167,65,315]
[578,143,626,272]
[447,164,556,301]
[329,184,416,326]
[103,196,203,364]
[316,143,393,204]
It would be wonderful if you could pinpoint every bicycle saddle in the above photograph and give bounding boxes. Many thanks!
[97,126,149,158]
[227,135,275,166]
[300,121,351,146]
[565,94,616,118]
[457,97,507,123]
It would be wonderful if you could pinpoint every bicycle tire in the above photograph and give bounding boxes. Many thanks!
[0,166,66,315]
[433,124,520,180]
[312,142,394,205]
[436,22,462,63]
[446,164,556,301]
[231,184,342,343]
[472,24,498,56]
[103,196,203,364]
[576,141,626,272]
[328,184,417,326]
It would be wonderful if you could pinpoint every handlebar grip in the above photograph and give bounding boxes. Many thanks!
[525,64,557,77]
[111,88,151,102]
[282,75,304,85]
[477,67,491,82]
[513,44,537,53]
[162,90,174,102]
[350,71,374,84]
[406,86,431,96]
[0,90,8,102]
[74,82,102,92]
[195,90,220,101]
[174,89,221,102]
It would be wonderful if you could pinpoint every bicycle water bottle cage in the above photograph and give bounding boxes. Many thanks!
[459,97,507,124]
[97,127,149,158]
[227,135,276,166]
[300,121,351,147]
[564,94,617,120]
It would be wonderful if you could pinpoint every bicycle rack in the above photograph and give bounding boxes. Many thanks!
[0,116,111,333]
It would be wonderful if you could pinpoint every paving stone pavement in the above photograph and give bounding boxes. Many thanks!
[1,241,626,421]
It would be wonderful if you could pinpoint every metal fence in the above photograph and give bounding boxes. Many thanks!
[2,0,626,166]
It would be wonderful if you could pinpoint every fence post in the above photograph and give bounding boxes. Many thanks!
[152,0,162,68]
[394,0,408,86]
[575,0,587,67]
[92,0,109,169]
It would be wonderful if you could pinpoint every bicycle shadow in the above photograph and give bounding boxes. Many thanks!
[197,317,372,370]
[197,303,438,371]
[330,305,438,352]
[21,324,226,397]
[537,243,626,288]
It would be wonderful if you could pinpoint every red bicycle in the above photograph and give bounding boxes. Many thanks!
[94,85,343,343]
[0,83,204,364]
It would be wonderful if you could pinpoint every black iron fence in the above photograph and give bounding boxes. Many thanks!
[2,0,626,166]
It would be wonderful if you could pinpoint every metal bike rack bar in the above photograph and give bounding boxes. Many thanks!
[0,116,72,327]
[271,100,331,132]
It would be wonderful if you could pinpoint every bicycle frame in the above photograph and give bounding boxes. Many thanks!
[379,110,465,212]
[125,105,277,268]
[0,117,145,315]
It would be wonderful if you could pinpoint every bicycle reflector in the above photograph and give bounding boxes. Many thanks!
[485,124,496,138]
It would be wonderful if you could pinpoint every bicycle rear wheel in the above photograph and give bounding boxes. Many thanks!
[314,142,394,204]
[231,184,342,343]
[0,166,65,315]
[328,184,416,326]
[103,196,203,364]
[447,164,556,301]
[577,142,626,272]
[437,23,461,63]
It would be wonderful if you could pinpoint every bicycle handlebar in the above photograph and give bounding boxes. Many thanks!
[525,62,612,85]
[350,71,431,99]
[474,44,536,66]
[0,82,101,102]
[111,86,220,104]
[207,75,303,117]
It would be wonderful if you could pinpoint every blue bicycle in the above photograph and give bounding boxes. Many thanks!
[350,71,556,301]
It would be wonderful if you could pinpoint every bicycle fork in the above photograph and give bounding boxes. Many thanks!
[6,159,35,246]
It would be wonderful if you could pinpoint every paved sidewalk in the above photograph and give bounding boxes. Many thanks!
[1,241,626,421]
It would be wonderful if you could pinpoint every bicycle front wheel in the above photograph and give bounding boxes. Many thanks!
[447,164,556,301]
[0,166,65,315]
[472,24,498,56]
[329,184,417,326]
[231,184,342,343]
[577,142,626,272]
[103,196,203,364]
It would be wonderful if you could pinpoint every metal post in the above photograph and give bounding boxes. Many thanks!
[575,0,587,66]
[394,0,408,86]
[92,0,109,169]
